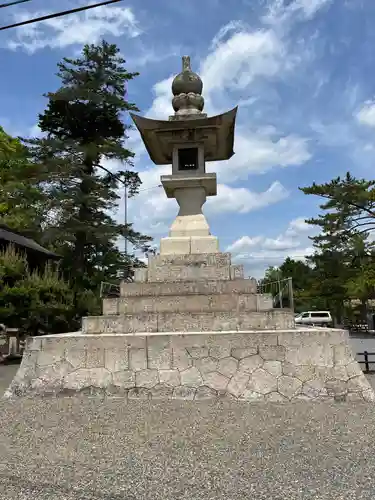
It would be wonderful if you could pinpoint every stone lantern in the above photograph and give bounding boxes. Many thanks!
[131,56,237,255]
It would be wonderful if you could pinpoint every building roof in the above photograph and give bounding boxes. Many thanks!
[0,224,61,260]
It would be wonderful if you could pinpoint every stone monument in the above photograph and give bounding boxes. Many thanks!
[131,55,236,256]
[4,57,374,403]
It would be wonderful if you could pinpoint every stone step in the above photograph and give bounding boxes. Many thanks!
[149,252,232,267]
[103,293,273,315]
[120,278,257,297]
[82,309,294,334]
[145,252,243,282]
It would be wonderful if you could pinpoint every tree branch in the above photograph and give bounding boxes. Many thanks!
[304,192,375,218]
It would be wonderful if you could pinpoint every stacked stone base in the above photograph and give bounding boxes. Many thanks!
[7,251,373,402]
[82,310,295,334]
[82,252,296,334]
[160,235,219,255]
[5,329,374,402]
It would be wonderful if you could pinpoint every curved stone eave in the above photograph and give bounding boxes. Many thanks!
[130,106,238,130]
[130,107,238,165]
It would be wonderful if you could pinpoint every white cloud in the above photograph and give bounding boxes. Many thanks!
[121,2,318,248]
[209,130,311,182]
[146,77,175,119]
[285,216,310,236]
[6,4,140,53]
[263,0,332,26]
[356,100,375,128]
[125,46,181,69]
[226,216,314,277]
[0,119,43,139]
[210,20,250,49]
[207,181,289,214]
[141,27,289,121]
[201,29,287,93]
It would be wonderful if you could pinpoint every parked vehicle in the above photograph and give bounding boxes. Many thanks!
[294,311,333,327]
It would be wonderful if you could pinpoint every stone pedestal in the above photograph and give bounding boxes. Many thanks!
[160,236,219,255]
[5,329,375,403]
[160,174,218,255]
[5,250,375,402]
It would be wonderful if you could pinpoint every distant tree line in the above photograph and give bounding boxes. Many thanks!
[262,173,375,323]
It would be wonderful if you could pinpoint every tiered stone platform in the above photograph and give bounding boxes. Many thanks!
[82,253,294,334]
[4,252,375,402]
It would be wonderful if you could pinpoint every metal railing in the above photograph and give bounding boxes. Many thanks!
[99,281,121,298]
[257,277,294,311]
[345,321,370,335]
[357,351,375,373]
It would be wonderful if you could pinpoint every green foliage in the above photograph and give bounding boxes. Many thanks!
[0,127,48,236]
[295,174,375,320]
[0,126,23,159]
[0,246,74,334]
[262,266,281,284]
[0,41,152,331]
[262,259,318,312]
[300,172,375,247]
[23,40,151,310]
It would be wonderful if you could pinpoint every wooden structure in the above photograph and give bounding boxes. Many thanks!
[0,224,61,361]
[0,223,60,269]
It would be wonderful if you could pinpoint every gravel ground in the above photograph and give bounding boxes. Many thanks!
[0,395,375,499]
[0,364,18,393]
[1,365,375,499]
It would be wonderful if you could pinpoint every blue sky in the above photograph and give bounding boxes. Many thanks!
[1,0,375,276]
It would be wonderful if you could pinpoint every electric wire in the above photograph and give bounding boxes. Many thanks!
[0,0,123,31]
[0,0,31,9]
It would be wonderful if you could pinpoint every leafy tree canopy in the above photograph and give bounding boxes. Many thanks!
[300,172,375,248]
[0,126,48,237]
[0,246,74,335]
[24,40,151,303]
[298,173,375,320]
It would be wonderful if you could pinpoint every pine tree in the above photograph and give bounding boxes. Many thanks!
[0,126,47,238]
[25,41,151,311]
[301,174,375,321]
[300,172,375,246]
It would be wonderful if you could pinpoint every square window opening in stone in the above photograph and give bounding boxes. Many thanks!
[178,147,199,171]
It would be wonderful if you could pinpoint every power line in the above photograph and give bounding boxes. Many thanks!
[139,184,162,193]
[0,0,31,8]
[0,0,124,31]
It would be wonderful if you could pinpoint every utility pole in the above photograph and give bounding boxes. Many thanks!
[124,181,128,257]
[288,277,294,311]
[123,180,130,281]
[278,269,283,309]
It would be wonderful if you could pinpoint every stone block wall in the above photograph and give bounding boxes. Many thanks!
[5,329,374,403]
[102,293,273,315]
[143,252,243,282]
[82,310,294,334]
[119,279,258,297]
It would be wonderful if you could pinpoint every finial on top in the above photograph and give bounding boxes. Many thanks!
[170,56,205,118]
[182,55,191,72]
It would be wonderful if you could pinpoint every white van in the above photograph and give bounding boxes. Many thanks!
[294,311,333,327]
